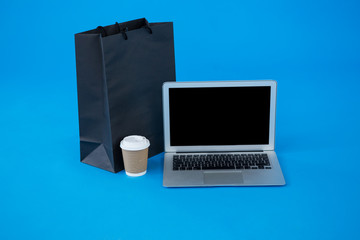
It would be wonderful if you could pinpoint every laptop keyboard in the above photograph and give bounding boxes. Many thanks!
[173,153,271,171]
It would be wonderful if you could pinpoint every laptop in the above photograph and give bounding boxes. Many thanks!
[162,80,285,187]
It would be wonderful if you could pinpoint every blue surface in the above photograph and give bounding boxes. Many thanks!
[1,0,360,239]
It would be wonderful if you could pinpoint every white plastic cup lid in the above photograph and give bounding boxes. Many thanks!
[120,135,150,151]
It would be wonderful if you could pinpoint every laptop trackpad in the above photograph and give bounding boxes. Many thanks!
[203,171,244,185]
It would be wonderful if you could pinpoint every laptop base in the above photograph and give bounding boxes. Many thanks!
[163,151,285,187]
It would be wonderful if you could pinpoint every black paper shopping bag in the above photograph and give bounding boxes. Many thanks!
[74,18,176,173]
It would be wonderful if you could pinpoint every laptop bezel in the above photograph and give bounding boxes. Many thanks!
[162,80,277,152]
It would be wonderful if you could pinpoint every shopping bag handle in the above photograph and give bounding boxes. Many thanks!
[115,22,128,40]
[96,26,107,37]
[96,18,153,40]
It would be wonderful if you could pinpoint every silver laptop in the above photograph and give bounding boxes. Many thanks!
[162,80,285,187]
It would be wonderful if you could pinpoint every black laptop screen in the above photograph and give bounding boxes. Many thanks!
[169,86,271,146]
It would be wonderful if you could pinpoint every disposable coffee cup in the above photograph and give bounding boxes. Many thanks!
[120,135,150,177]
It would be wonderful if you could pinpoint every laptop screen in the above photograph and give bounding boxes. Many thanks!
[169,86,271,146]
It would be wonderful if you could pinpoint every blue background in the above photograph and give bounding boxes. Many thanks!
[1,0,360,239]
